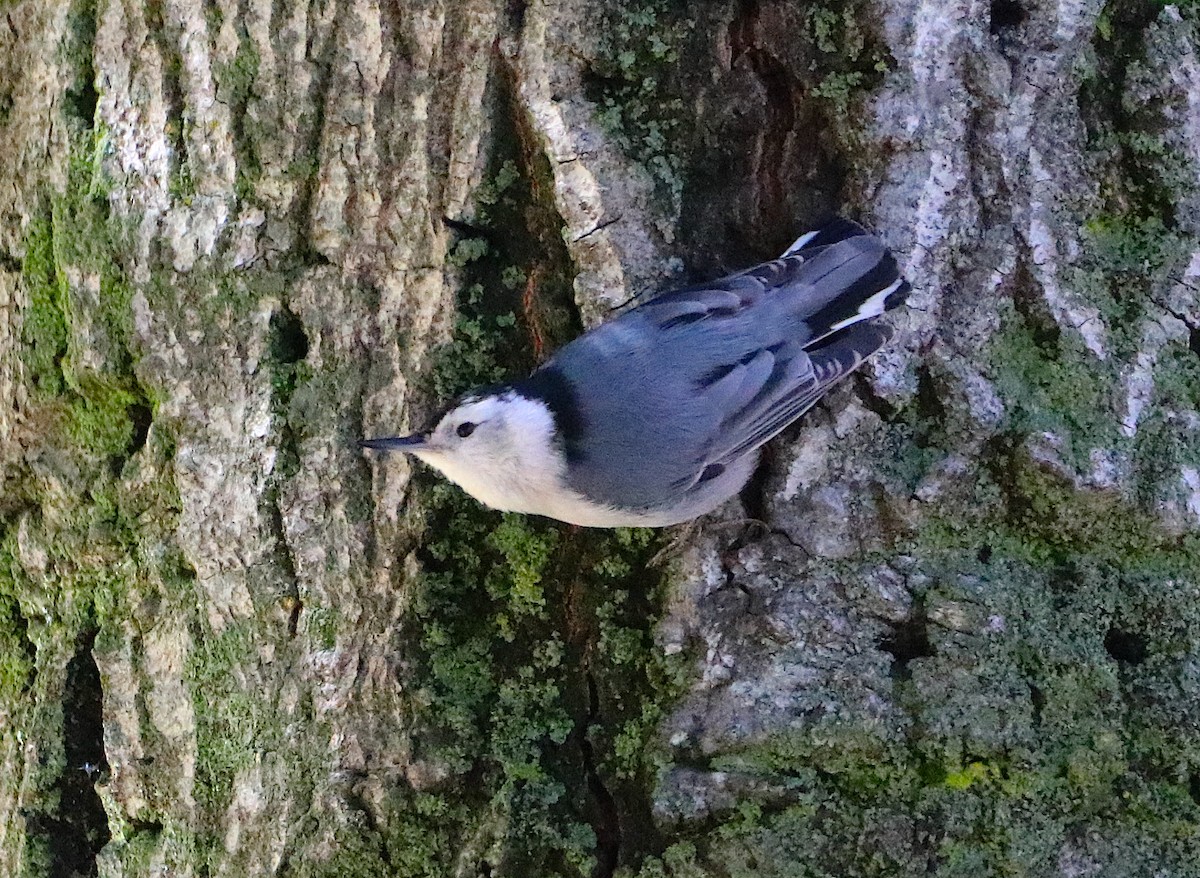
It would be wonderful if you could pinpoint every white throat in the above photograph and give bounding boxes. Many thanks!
[415,395,573,517]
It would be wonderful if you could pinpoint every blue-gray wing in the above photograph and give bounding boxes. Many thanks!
[543,321,895,513]
[696,324,893,474]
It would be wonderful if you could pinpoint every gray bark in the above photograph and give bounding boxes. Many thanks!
[2,0,1199,876]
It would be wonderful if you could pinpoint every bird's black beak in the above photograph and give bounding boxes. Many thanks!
[359,433,428,453]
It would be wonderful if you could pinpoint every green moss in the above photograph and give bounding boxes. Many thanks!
[1083,213,1183,280]
[1084,4,1194,212]
[429,278,518,399]
[586,1,692,208]
[712,725,911,800]
[19,836,53,878]
[215,39,260,116]
[20,214,69,396]
[303,823,392,878]
[1130,343,1200,511]
[65,377,139,458]
[187,622,262,817]
[486,516,559,623]
[0,587,34,704]
[677,705,1200,875]
[987,300,1119,462]
[802,1,892,123]
[624,841,707,878]
[942,761,996,791]
[429,147,577,400]
[491,672,574,783]
[1071,214,1190,354]
[1000,450,1157,565]
[18,127,149,467]
[304,605,339,650]
[1074,1,1195,364]
[97,822,169,874]
[216,24,263,201]
[619,462,1200,876]
[411,487,575,784]
[1148,338,1200,413]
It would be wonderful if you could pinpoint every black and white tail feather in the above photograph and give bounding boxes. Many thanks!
[774,216,909,401]
[779,216,909,341]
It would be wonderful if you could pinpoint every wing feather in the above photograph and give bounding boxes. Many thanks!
[699,323,893,473]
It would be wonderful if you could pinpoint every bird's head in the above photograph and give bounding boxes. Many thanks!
[360,389,565,514]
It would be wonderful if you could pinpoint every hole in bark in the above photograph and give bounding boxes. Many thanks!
[1029,681,1045,727]
[1189,773,1200,807]
[443,216,497,242]
[1007,249,1062,352]
[286,596,303,639]
[66,74,99,128]
[977,544,993,564]
[913,365,947,448]
[65,0,99,127]
[673,0,870,271]
[505,0,527,32]
[854,372,898,420]
[880,615,934,680]
[26,629,111,878]
[130,818,164,836]
[739,444,774,524]
[989,0,1026,34]
[128,402,152,456]
[1104,627,1147,665]
[64,629,109,773]
[270,307,309,365]
[1189,326,1200,357]
[0,248,19,275]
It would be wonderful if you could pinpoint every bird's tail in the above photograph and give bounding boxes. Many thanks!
[782,218,910,346]
[781,217,877,257]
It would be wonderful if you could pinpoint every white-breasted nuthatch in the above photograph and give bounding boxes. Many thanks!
[361,218,909,527]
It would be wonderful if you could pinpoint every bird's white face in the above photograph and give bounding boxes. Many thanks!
[408,393,569,515]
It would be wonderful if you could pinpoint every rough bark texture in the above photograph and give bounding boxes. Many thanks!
[2,0,1199,876]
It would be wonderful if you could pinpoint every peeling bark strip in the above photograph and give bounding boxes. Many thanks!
[2,0,1200,876]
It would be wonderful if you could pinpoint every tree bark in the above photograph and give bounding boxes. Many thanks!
[2,1,1199,876]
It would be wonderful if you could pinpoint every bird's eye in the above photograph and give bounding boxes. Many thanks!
[456,422,476,438]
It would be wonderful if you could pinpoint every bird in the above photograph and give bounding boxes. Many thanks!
[361,218,909,527]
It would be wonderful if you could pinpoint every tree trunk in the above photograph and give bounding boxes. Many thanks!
[2,0,1199,876]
